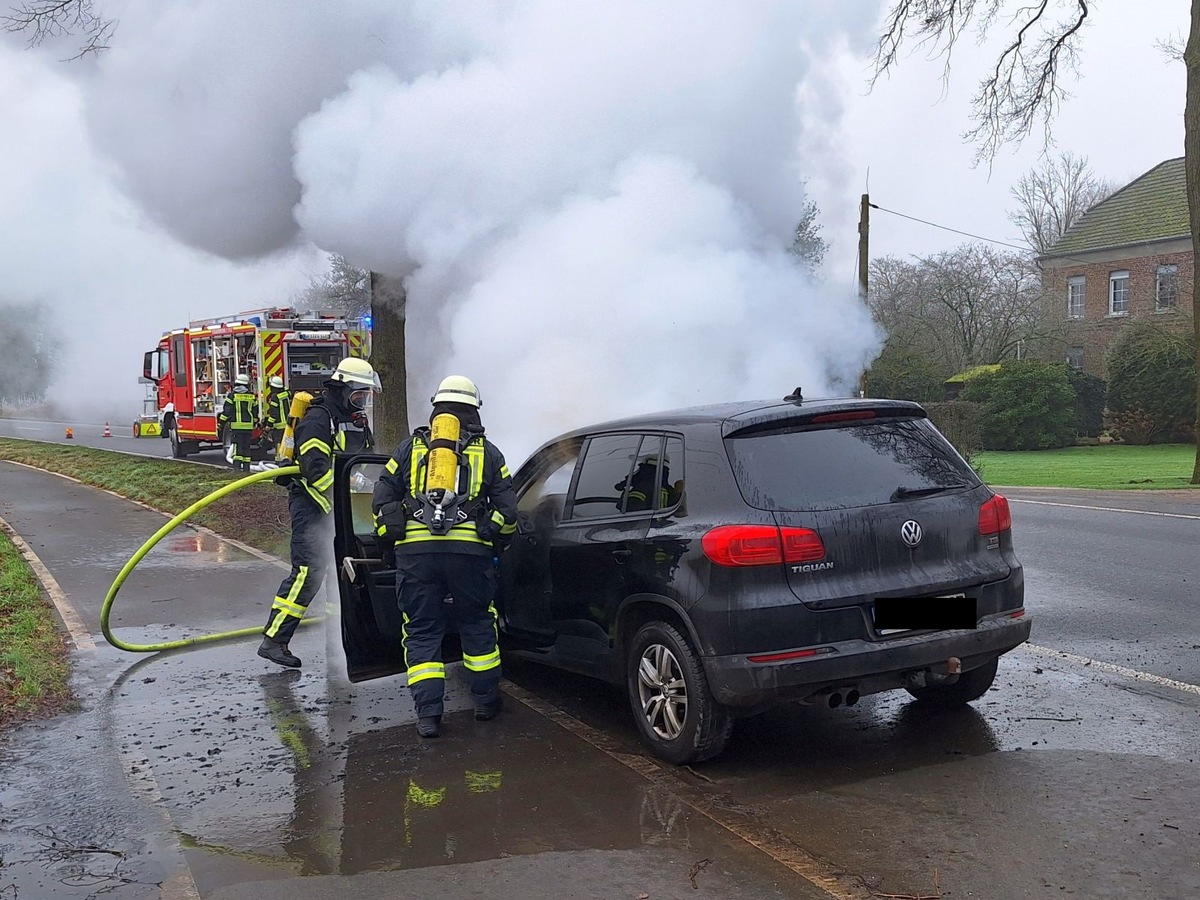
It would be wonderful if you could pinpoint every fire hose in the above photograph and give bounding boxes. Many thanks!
[100,465,322,653]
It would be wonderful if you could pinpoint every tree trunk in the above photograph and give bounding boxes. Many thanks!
[368,272,409,450]
[1187,5,1200,483]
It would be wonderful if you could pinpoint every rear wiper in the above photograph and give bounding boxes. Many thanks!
[890,483,970,502]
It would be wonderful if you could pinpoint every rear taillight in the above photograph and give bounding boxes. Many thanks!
[702,525,825,567]
[979,494,1012,535]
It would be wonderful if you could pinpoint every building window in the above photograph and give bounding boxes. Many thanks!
[1156,264,1178,311]
[1066,346,1084,370]
[1109,270,1130,315]
[1066,276,1085,319]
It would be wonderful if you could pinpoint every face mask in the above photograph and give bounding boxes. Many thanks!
[348,388,371,410]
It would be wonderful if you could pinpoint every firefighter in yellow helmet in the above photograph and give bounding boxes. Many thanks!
[371,375,517,737]
[258,357,379,668]
[218,373,259,471]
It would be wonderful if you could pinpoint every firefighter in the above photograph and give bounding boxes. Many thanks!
[262,375,292,454]
[257,357,380,668]
[218,374,259,471]
[371,375,517,738]
[618,452,680,512]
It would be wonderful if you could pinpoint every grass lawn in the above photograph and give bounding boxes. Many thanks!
[0,438,291,558]
[0,530,72,730]
[976,443,1200,490]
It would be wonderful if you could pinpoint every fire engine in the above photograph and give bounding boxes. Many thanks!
[142,308,369,459]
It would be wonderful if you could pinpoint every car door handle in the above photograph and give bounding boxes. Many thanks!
[611,549,632,561]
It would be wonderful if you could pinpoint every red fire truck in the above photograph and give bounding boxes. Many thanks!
[142,308,369,459]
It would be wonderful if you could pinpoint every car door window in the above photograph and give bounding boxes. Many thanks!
[568,434,644,520]
[659,436,684,511]
[518,442,581,531]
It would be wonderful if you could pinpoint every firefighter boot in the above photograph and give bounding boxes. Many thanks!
[258,636,301,668]
[417,716,441,739]
[475,696,503,721]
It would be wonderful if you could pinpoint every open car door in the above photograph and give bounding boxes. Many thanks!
[332,453,462,683]
[333,453,401,682]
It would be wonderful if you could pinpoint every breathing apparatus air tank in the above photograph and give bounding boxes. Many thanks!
[276,391,314,462]
[423,413,461,532]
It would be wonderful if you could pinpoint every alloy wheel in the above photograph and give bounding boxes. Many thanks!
[637,642,688,740]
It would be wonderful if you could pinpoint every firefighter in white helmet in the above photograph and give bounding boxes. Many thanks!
[258,357,380,668]
[262,374,292,452]
[218,373,259,471]
[371,375,517,737]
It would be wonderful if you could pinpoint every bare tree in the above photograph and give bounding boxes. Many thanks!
[874,1,1091,164]
[790,200,829,275]
[1009,151,1114,254]
[868,243,1044,375]
[0,302,58,407]
[293,254,371,318]
[3,0,115,59]
[875,0,1200,483]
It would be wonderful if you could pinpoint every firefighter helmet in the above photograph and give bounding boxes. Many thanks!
[431,375,481,408]
[234,374,251,389]
[330,357,381,391]
[268,376,285,390]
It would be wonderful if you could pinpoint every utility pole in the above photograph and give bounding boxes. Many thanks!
[858,193,870,301]
[857,193,870,397]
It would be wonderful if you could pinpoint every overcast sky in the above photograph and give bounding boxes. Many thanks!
[0,1,1189,456]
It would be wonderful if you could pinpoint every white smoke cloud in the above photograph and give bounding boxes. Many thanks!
[60,0,885,458]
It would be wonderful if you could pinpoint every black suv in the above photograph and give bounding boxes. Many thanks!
[333,395,1029,764]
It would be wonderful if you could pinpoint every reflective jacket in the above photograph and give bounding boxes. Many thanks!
[371,427,517,556]
[264,389,292,429]
[293,395,374,514]
[218,390,259,432]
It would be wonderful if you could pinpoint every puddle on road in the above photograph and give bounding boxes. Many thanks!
[91,641,711,895]
[69,528,262,570]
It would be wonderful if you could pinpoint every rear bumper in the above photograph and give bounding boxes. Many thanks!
[703,610,1032,708]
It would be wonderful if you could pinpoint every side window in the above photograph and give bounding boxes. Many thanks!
[172,336,186,387]
[517,441,582,531]
[625,435,685,513]
[569,434,643,520]
[660,436,684,511]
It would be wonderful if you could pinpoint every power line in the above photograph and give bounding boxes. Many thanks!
[869,203,1032,253]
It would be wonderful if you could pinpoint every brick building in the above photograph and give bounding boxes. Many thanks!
[1039,157,1192,378]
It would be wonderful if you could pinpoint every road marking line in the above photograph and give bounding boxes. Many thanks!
[1022,643,1200,696]
[0,514,96,650]
[502,680,875,900]
[1009,497,1200,521]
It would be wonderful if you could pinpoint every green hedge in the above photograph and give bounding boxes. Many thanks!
[961,361,1077,450]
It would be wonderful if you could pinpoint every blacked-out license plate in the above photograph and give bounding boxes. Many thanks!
[873,593,976,633]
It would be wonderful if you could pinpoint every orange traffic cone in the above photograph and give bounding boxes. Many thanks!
[102,422,112,438]
[64,427,74,439]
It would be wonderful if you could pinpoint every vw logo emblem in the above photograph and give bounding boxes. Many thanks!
[900,520,923,548]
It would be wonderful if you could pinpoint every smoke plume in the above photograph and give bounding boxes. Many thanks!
[67,0,883,458]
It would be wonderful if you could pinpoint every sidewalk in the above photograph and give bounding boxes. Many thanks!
[0,462,825,900]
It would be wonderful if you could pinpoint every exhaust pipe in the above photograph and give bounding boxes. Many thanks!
[845,689,860,707]
[827,692,843,708]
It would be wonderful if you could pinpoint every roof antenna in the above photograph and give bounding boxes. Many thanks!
[784,386,803,404]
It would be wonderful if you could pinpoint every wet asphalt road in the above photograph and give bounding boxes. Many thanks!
[1,461,1199,898]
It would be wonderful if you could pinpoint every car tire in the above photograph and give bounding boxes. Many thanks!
[906,656,999,706]
[626,621,732,765]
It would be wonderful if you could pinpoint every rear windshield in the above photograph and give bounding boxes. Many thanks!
[725,417,979,511]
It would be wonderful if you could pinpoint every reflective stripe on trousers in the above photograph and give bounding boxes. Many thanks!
[263,486,331,642]
[397,553,501,719]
